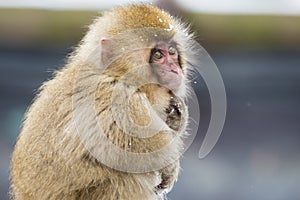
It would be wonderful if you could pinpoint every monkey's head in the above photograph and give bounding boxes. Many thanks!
[73,4,193,97]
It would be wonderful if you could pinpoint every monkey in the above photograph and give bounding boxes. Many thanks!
[10,4,194,200]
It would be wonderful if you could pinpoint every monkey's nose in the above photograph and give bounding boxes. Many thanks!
[166,58,181,75]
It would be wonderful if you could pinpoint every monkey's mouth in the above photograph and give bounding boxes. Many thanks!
[160,68,179,74]
[161,68,179,74]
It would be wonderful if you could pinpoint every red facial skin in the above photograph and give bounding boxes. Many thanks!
[150,42,183,91]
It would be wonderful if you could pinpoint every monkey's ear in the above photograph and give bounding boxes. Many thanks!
[100,37,112,67]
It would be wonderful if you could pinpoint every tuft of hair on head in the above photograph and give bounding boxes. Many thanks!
[69,3,194,73]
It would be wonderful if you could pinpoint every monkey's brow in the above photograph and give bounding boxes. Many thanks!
[169,41,178,48]
[151,41,179,54]
[153,40,178,49]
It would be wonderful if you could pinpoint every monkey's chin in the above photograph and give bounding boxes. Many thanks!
[163,82,181,92]
[161,76,183,93]
[163,72,183,92]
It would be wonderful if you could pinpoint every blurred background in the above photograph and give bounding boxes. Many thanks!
[1,0,300,199]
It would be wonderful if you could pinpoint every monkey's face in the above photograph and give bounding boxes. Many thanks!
[149,41,183,91]
[99,26,187,96]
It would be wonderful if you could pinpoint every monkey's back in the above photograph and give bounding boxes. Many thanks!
[10,66,86,199]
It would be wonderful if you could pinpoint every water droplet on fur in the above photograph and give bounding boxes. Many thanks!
[154,34,158,37]
[193,81,197,84]
[158,18,163,23]
[166,24,174,31]
[121,47,125,52]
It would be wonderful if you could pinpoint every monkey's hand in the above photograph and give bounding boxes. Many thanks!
[155,160,180,194]
[165,95,185,131]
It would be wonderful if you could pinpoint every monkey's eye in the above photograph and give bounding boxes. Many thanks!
[153,50,163,60]
[168,46,176,55]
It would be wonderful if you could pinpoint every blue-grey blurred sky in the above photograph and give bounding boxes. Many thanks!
[0,0,300,15]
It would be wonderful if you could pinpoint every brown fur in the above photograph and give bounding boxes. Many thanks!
[10,4,192,200]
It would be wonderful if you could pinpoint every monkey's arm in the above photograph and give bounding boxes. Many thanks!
[155,95,185,193]
[131,86,186,194]
[156,160,180,193]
